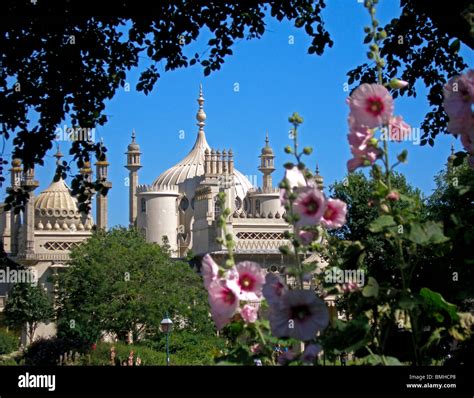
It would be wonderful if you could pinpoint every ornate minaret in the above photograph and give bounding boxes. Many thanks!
[125,130,142,227]
[8,158,23,255]
[21,164,39,255]
[447,143,456,171]
[258,131,275,191]
[314,164,324,190]
[95,151,112,230]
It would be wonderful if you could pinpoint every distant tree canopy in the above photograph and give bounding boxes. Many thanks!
[54,228,214,344]
[4,281,53,343]
[1,0,471,214]
[329,161,474,309]
[329,171,424,283]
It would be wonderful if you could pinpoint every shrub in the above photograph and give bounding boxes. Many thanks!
[85,342,166,366]
[143,331,224,365]
[0,328,19,355]
[23,337,89,366]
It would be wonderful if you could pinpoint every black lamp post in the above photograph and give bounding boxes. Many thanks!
[160,315,173,366]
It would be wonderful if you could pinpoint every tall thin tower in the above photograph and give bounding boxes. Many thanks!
[125,130,142,227]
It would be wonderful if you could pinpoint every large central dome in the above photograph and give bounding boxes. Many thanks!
[152,85,253,199]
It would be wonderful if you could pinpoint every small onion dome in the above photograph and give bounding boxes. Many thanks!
[128,130,140,152]
[448,143,456,167]
[11,158,22,167]
[261,132,274,155]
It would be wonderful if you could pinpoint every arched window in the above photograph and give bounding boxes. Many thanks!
[191,197,195,209]
[235,196,242,211]
[179,196,189,212]
[141,198,146,213]
[244,198,249,212]
[255,199,261,214]
[214,197,221,219]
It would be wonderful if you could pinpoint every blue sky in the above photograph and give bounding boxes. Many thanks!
[2,1,473,227]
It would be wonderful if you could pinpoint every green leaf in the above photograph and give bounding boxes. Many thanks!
[398,294,419,311]
[368,215,396,233]
[424,221,449,244]
[420,288,459,323]
[407,222,428,245]
[373,179,390,198]
[357,355,402,366]
[362,277,379,298]
[449,39,460,53]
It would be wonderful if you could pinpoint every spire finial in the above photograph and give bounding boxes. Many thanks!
[315,163,320,175]
[265,130,269,146]
[131,129,136,143]
[451,143,455,156]
[196,83,207,132]
[54,145,63,166]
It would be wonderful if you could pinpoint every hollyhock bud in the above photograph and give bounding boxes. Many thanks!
[386,191,400,201]
[380,203,390,213]
[298,230,316,245]
[389,78,409,90]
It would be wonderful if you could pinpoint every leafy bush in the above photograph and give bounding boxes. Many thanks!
[23,337,89,366]
[143,331,225,365]
[0,328,19,355]
[86,342,166,366]
[86,339,223,366]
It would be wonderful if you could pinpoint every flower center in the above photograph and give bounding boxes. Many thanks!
[324,205,334,220]
[304,197,320,215]
[291,305,311,321]
[222,288,236,305]
[366,97,384,116]
[240,274,255,291]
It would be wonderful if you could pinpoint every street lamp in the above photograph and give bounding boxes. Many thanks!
[160,315,173,366]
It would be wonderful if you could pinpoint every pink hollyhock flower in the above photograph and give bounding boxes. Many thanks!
[262,273,288,306]
[279,188,288,205]
[347,129,373,151]
[348,83,394,128]
[347,147,381,172]
[461,131,474,154]
[298,230,316,245]
[277,349,297,365]
[208,279,239,330]
[469,155,474,169]
[321,198,347,230]
[443,70,474,136]
[341,281,360,293]
[201,254,219,289]
[293,186,326,226]
[388,116,411,141]
[386,191,400,201]
[241,304,258,323]
[268,289,329,341]
[250,343,261,354]
[227,261,266,301]
[346,125,382,172]
[301,343,322,363]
